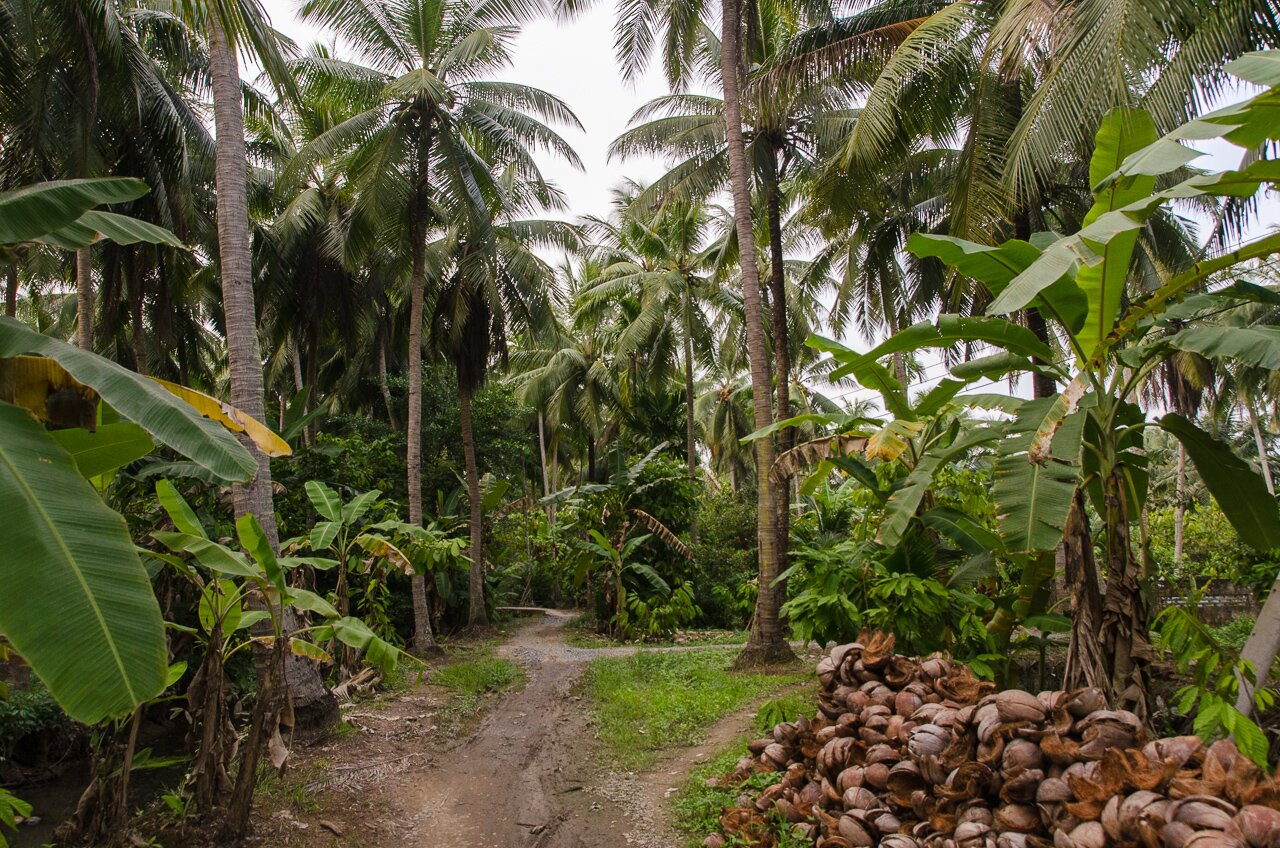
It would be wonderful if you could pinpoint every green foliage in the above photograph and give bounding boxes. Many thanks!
[689,488,758,628]
[1154,606,1274,767]
[585,650,810,769]
[0,787,31,848]
[0,178,180,256]
[0,684,67,757]
[1213,615,1258,652]
[1147,504,1280,591]
[152,481,409,675]
[616,581,701,640]
[780,536,992,658]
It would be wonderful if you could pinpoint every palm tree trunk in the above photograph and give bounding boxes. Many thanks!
[76,246,92,349]
[379,334,400,430]
[720,0,790,667]
[537,411,552,522]
[208,19,335,753]
[406,185,437,654]
[461,384,488,628]
[129,253,147,374]
[764,155,792,611]
[1173,444,1186,564]
[1248,400,1275,495]
[683,287,698,543]
[5,263,16,317]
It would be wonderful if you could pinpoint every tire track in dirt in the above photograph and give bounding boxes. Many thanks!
[389,609,772,848]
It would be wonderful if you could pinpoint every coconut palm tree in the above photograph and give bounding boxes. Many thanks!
[296,0,581,645]
[576,183,728,491]
[426,168,579,628]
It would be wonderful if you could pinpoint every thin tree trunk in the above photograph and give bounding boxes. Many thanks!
[1173,444,1186,564]
[721,0,790,667]
[128,250,146,374]
[683,287,699,543]
[537,411,552,523]
[1098,470,1151,720]
[1062,490,1106,691]
[764,156,792,612]
[5,264,16,317]
[209,20,335,746]
[291,338,304,393]
[76,246,92,349]
[1248,400,1275,495]
[549,432,559,523]
[406,177,437,655]
[461,384,488,628]
[379,335,400,430]
[587,437,596,484]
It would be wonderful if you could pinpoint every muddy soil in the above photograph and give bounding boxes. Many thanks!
[250,610,795,848]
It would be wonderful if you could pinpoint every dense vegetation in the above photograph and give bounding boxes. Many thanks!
[4,0,1280,845]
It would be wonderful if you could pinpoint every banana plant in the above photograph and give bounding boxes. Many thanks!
[749,348,1043,664]
[288,482,419,672]
[0,314,300,724]
[148,480,407,814]
[544,444,695,637]
[838,52,1280,719]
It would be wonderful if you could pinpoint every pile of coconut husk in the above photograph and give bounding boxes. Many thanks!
[702,633,1280,848]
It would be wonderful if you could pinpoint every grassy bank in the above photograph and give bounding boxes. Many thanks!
[584,649,812,769]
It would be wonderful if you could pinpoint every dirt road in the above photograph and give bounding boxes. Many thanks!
[260,610,777,848]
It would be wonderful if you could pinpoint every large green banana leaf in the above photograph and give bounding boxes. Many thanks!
[0,318,254,482]
[993,395,1088,554]
[40,210,183,251]
[50,422,154,479]
[0,178,148,246]
[1070,109,1158,360]
[0,401,167,723]
[1159,413,1280,551]
[879,427,999,548]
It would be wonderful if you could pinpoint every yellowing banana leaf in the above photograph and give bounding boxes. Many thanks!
[0,320,254,482]
[150,377,291,457]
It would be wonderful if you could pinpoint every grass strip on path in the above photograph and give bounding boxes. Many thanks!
[584,649,812,770]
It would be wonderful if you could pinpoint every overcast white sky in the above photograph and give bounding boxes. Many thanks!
[259,0,676,222]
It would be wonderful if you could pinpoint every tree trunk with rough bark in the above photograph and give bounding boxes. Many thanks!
[406,172,438,655]
[721,0,791,667]
[1062,490,1106,691]
[208,21,335,741]
[76,246,92,349]
[764,156,792,613]
[1098,470,1152,720]
[1173,444,1186,564]
[461,384,488,628]
[683,286,699,543]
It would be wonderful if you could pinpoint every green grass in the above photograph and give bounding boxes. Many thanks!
[670,745,814,848]
[584,649,811,770]
[433,656,523,698]
[430,653,525,730]
[566,625,751,649]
